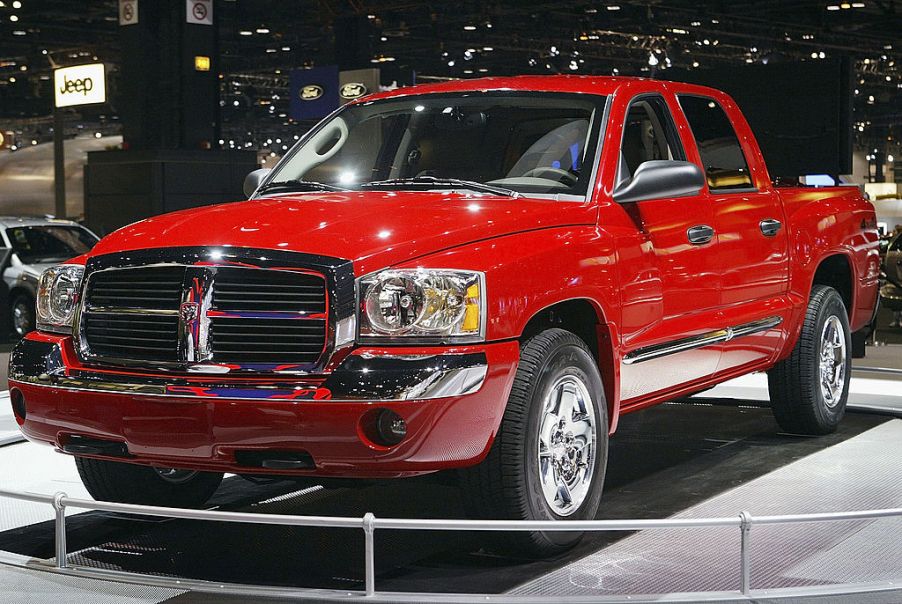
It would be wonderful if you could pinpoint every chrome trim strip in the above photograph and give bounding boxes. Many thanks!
[623,316,783,365]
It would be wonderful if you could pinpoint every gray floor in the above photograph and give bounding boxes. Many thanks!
[0,345,901,602]
[510,419,902,597]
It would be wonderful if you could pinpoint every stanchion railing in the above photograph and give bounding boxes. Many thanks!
[0,486,900,600]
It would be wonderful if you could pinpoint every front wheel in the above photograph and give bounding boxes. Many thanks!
[458,328,608,556]
[10,294,35,338]
[767,285,851,435]
[75,457,223,508]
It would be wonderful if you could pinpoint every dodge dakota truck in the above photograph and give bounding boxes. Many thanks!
[9,76,879,554]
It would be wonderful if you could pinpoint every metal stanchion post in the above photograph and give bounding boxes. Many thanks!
[52,492,68,569]
[739,511,752,595]
[363,512,376,597]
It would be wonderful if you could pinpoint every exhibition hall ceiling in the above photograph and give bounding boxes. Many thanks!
[0,1,899,146]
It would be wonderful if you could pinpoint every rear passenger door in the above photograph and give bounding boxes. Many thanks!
[676,95,790,372]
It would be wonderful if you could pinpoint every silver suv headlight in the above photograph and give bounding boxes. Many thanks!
[358,269,485,343]
[36,264,84,334]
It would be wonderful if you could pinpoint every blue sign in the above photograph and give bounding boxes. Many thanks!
[290,66,339,120]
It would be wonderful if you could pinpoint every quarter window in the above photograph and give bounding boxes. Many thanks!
[678,95,754,191]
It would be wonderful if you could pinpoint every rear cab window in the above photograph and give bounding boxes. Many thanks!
[677,95,754,192]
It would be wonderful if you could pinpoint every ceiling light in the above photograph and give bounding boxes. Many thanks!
[12,0,21,7]
[256,28,270,34]
[463,25,476,31]
[239,30,252,36]
[9,14,19,21]
[606,4,620,9]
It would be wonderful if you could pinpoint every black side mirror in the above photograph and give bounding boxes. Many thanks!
[613,160,705,204]
[243,168,272,198]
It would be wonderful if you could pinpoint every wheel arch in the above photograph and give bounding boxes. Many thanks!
[810,252,854,320]
[518,298,619,432]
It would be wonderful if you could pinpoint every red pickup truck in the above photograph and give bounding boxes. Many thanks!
[10,76,879,554]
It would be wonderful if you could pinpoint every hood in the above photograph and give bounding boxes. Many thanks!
[90,191,596,275]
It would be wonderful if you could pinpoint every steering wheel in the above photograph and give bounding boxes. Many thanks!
[520,167,578,186]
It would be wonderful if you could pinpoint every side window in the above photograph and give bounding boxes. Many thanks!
[678,95,753,191]
[619,96,685,185]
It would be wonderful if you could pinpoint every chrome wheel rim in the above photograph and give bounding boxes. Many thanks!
[537,375,597,517]
[819,315,847,408]
[12,302,31,336]
[153,467,198,484]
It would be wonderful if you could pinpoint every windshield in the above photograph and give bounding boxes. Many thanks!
[7,225,99,264]
[266,92,606,196]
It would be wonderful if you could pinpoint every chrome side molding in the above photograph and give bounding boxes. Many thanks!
[623,316,783,365]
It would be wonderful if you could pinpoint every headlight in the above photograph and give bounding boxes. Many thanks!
[36,264,84,334]
[358,269,485,342]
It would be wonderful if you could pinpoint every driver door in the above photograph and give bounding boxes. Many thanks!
[614,94,723,404]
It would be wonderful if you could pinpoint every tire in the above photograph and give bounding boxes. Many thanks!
[10,293,35,338]
[75,457,223,508]
[767,285,851,435]
[458,328,608,557]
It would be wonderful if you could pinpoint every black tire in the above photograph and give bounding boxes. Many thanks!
[10,293,35,338]
[75,457,223,508]
[767,285,851,435]
[458,328,608,557]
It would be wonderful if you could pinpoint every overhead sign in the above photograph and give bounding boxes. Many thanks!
[338,68,379,105]
[54,63,106,108]
[289,66,339,120]
[186,0,212,25]
[119,0,138,25]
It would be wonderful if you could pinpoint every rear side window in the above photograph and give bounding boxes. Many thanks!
[678,95,754,191]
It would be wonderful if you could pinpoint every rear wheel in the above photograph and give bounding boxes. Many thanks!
[458,328,608,556]
[767,285,851,435]
[75,457,223,508]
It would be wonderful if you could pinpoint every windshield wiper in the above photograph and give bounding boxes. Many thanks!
[256,179,349,194]
[360,176,518,198]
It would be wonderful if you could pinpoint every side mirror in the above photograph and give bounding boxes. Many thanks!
[243,168,272,198]
[613,160,705,204]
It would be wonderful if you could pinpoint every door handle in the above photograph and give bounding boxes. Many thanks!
[760,218,782,237]
[687,225,715,245]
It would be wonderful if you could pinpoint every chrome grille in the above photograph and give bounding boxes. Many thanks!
[79,264,329,370]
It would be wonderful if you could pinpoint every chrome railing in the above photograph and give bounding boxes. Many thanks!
[0,486,900,601]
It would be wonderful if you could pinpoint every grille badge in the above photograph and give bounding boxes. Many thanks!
[180,301,200,323]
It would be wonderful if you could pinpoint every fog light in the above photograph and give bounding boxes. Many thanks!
[10,388,26,425]
[376,409,407,446]
[359,408,408,448]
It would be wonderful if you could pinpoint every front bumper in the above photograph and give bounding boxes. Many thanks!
[9,333,519,477]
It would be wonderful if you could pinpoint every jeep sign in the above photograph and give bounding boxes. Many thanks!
[53,63,107,108]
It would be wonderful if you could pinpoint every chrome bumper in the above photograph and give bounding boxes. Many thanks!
[9,339,488,402]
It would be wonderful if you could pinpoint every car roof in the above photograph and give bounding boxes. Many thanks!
[0,216,84,229]
[359,75,727,104]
